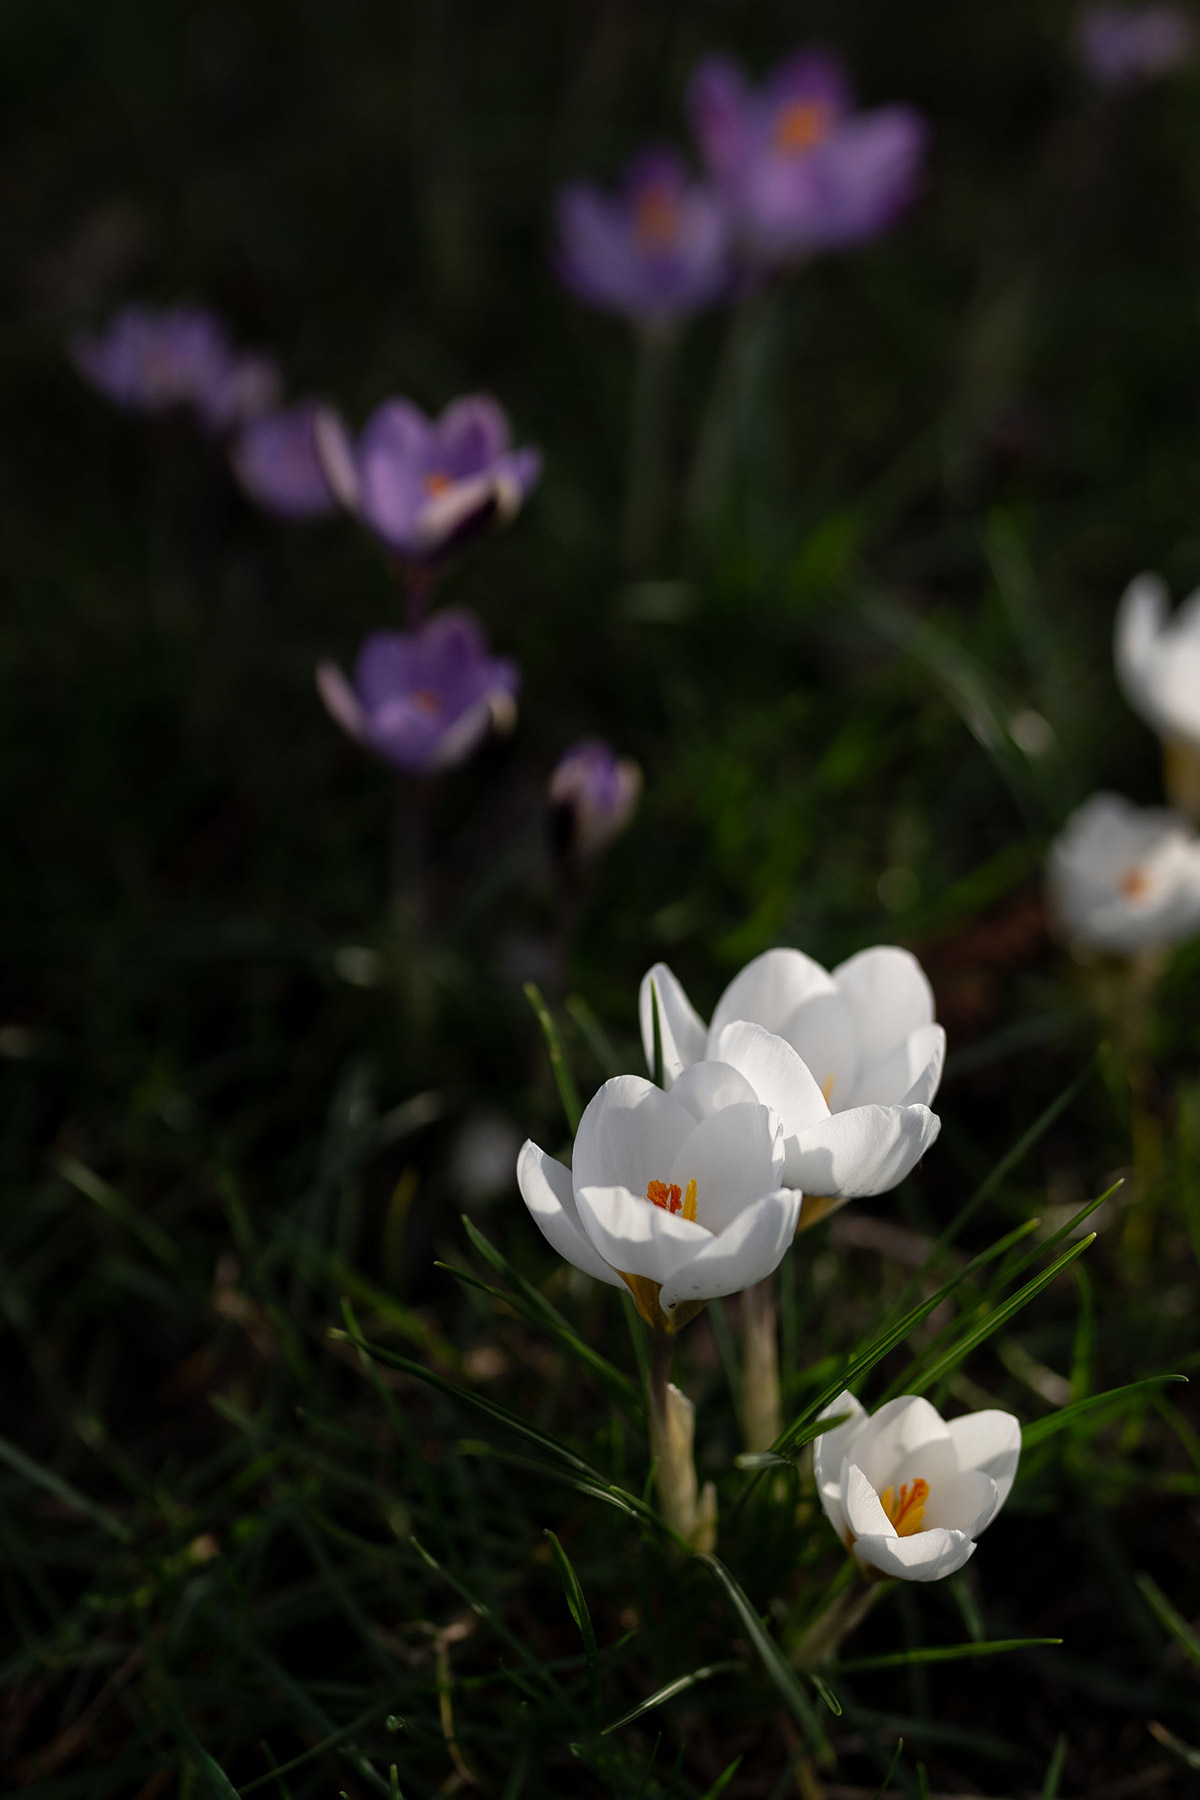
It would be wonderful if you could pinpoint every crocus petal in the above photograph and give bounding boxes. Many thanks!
[843,1394,954,1495]
[776,990,858,1106]
[709,947,837,1042]
[575,1181,709,1287]
[424,694,503,770]
[843,1460,896,1539]
[667,1100,784,1233]
[313,407,364,512]
[812,1390,868,1543]
[849,1022,946,1110]
[921,1468,1000,1539]
[854,1526,976,1583]
[790,1103,940,1199]
[711,1021,830,1188]
[670,1060,761,1122]
[571,1075,696,1198]
[316,662,367,744]
[516,1140,626,1289]
[639,963,708,1085]
[658,1187,801,1311]
[946,1409,1021,1510]
[832,946,935,1063]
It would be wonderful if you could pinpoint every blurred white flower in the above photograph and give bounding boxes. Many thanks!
[638,947,943,1204]
[1046,792,1200,954]
[516,1065,801,1331]
[1114,572,1200,748]
[813,1390,1020,1582]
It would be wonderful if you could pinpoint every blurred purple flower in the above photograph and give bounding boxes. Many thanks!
[549,739,642,859]
[231,402,337,520]
[316,609,519,774]
[314,395,541,560]
[554,149,730,323]
[1076,4,1195,85]
[71,303,281,427]
[687,48,928,266]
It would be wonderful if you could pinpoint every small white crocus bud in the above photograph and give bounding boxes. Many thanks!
[1114,571,1200,816]
[638,945,943,1210]
[813,1391,1020,1583]
[1046,792,1200,955]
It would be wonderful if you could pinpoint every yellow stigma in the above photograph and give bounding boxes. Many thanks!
[879,1478,929,1537]
[773,98,833,155]
[821,1073,836,1105]
[645,1177,698,1221]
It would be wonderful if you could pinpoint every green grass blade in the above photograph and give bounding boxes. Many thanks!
[601,1662,743,1736]
[698,1755,743,1799]
[1137,1573,1200,1673]
[1022,1377,1186,1451]
[545,1531,599,1712]
[649,978,664,1088]
[870,1738,904,1800]
[524,981,583,1134]
[1149,1721,1200,1772]
[238,1705,392,1796]
[1040,1733,1069,1799]
[699,1555,828,1755]
[0,1430,134,1544]
[836,1638,1061,1673]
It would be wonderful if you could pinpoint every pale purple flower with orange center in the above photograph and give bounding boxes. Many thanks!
[687,47,927,267]
[316,609,519,775]
[231,402,337,520]
[549,739,642,859]
[554,148,731,322]
[71,303,281,428]
[314,394,541,560]
[1076,4,1195,85]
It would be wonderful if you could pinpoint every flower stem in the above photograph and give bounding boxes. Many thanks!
[791,1571,880,1671]
[646,1333,717,1553]
[741,1275,782,1454]
[623,324,675,576]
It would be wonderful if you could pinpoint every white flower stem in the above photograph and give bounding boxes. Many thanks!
[647,1333,717,1553]
[741,1275,782,1454]
[1163,734,1200,823]
[791,1572,880,1671]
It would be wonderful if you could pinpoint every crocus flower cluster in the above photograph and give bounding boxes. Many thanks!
[1076,3,1196,86]
[1046,572,1200,956]
[554,43,927,323]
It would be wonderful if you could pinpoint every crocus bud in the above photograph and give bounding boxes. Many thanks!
[549,739,642,863]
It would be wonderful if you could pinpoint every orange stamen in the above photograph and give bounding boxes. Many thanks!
[633,185,679,248]
[773,98,833,154]
[879,1477,929,1537]
[412,689,442,716]
[1119,867,1150,899]
[423,470,453,496]
[645,1176,699,1220]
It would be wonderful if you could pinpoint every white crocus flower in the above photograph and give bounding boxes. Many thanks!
[813,1390,1020,1583]
[1046,792,1200,954]
[516,1064,802,1333]
[1115,572,1200,816]
[638,947,943,1207]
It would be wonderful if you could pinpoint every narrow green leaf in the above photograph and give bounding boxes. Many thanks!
[1149,1721,1200,1773]
[524,982,582,1134]
[810,1670,842,1715]
[871,1738,904,1800]
[1022,1376,1186,1450]
[910,1234,1096,1396]
[239,1706,392,1796]
[54,1155,184,1273]
[649,978,664,1089]
[565,994,621,1077]
[410,1536,557,1698]
[546,1531,599,1712]
[699,1555,828,1755]
[1040,1733,1069,1800]
[601,1661,742,1735]
[0,1430,133,1544]
[835,1637,1061,1673]
[698,1756,743,1800]
[1138,1572,1200,1673]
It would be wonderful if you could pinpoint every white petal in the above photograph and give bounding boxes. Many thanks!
[778,991,859,1107]
[571,1076,695,1198]
[812,1391,868,1544]
[854,1527,975,1583]
[667,1100,784,1233]
[316,662,367,744]
[946,1409,1021,1511]
[1114,570,1168,727]
[575,1182,708,1287]
[658,1188,801,1311]
[712,1021,830,1187]
[921,1468,999,1539]
[639,964,708,1086]
[847,1394,954,1495]
[848,1023,946,1110]
[312,406,362,511]
[670,1059,761,1122]
[832,947,935,1064]
[843,1460,896,1540]
[516,1140,626,1289]
[790,1104,940,1199]
[709,948,837,1041]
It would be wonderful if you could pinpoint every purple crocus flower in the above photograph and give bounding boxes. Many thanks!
[314,395,541,561]
[316,609,519,774]
[554,149,731,323]
[71,303,281,427]
[549,740,643,859]
[1076,4,1195,85]
[231,402,337,520]
[687,48,928,266]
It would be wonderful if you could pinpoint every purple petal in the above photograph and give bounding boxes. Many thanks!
[232,402,338,520]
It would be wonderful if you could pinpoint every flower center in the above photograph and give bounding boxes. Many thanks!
[773,98,833,155]
[1119,866,1151,899]
[413,689,442,716]
[422,470,454,497]
[645,1177,698,1222]
[821,1074,836,1105]
[633,184,680,249]
[879,1477,929,1537]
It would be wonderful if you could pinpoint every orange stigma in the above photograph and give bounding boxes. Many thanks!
[412,689,442,716]
[773,98,833,154]
[633,184,680,248]
[645,1177,698,1222]
[1119,867,1150,899]
[879,1477,929,1537]
[422,470,453,497]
